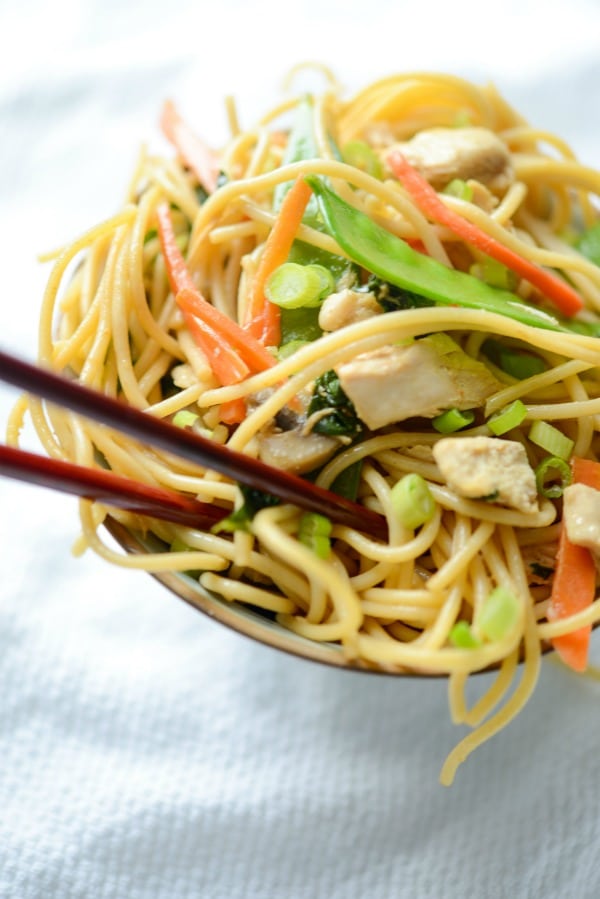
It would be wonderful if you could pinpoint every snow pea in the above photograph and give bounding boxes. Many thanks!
[274,96,321,221]
[305,176,566,333]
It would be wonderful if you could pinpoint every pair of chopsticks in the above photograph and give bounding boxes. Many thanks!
[0,349,388,540]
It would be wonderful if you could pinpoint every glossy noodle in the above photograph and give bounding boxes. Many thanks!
[9,66,600,784]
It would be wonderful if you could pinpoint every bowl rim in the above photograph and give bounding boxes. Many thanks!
[104,517,554,678]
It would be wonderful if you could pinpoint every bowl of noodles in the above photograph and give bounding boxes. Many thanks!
[8,65,600,784]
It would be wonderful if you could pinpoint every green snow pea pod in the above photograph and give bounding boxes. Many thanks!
[305,176,566,333]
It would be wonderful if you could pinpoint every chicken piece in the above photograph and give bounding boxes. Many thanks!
[432,436,538,514]
[390,127,513,193]
[318,288,382,332]
[335,336,500,431]
[563,483,600,555]
[257,429,337,475]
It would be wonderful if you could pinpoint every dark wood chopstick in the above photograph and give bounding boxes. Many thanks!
[0,349,388,539]
[0,443,225,529]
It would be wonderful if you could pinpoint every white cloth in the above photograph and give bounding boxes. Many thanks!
[2,3,600,896]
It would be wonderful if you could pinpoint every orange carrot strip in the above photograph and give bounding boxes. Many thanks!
[156,204,276,374]
[387,152,584,317]
[547,456,599,671]
[160,99,220,194]
[571,457,600,490]
[180,308,250,385]
[157,205,248,384]
[244,176,314,346]
[219,398,247,425]
[156,203,196,294]
[176,289,276,374]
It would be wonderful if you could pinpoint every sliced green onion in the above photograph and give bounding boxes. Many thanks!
[390,473,436,530]
[306,263,335,299]
[449,621,481,648]
[298,512,332,559]
[172,410,200,428]
[432,408,475,434]
[342,140,384,179]
[487,399,528,436]
[478,586,520,641]
[529,420,574,461]
[443,178,473,202]
[534,455,572,498]
[265,262,323,309]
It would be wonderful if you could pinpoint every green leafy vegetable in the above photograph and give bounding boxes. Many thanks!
[481,339,546,380]
[367,275,435,312]
[279,305,323,345]
[308,370,364,438]
[529,562,554,580]
[212,486,280,534]
[330,460,363,501]
[274,96,320,223]
[287,239,358,284]
[576,222,600,267]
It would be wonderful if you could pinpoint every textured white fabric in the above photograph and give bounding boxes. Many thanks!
[2,3,600,896]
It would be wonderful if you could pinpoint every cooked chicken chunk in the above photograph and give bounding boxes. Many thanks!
[432,436,538,514]
[318,288,382,332]
[563,483,600,555]
[335,337,500,431]
[390,127,513,193]
[257,429,337,475]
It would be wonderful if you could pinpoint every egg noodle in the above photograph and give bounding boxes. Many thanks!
[8,65,600,784]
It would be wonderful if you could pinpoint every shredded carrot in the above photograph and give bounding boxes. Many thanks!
[218,398,247,425]
[160,99,220,195]
[156,203,251,425]
[177,289,276,374]
[156,204,276,374]
[244,176,314,346]
[155,204,196,291]
[547,456,599,672]
[178,307,249,384]
[387,152,584,317]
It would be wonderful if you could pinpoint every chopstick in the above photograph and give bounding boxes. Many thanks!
[0,349,388,539]
[0,443,225,529]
